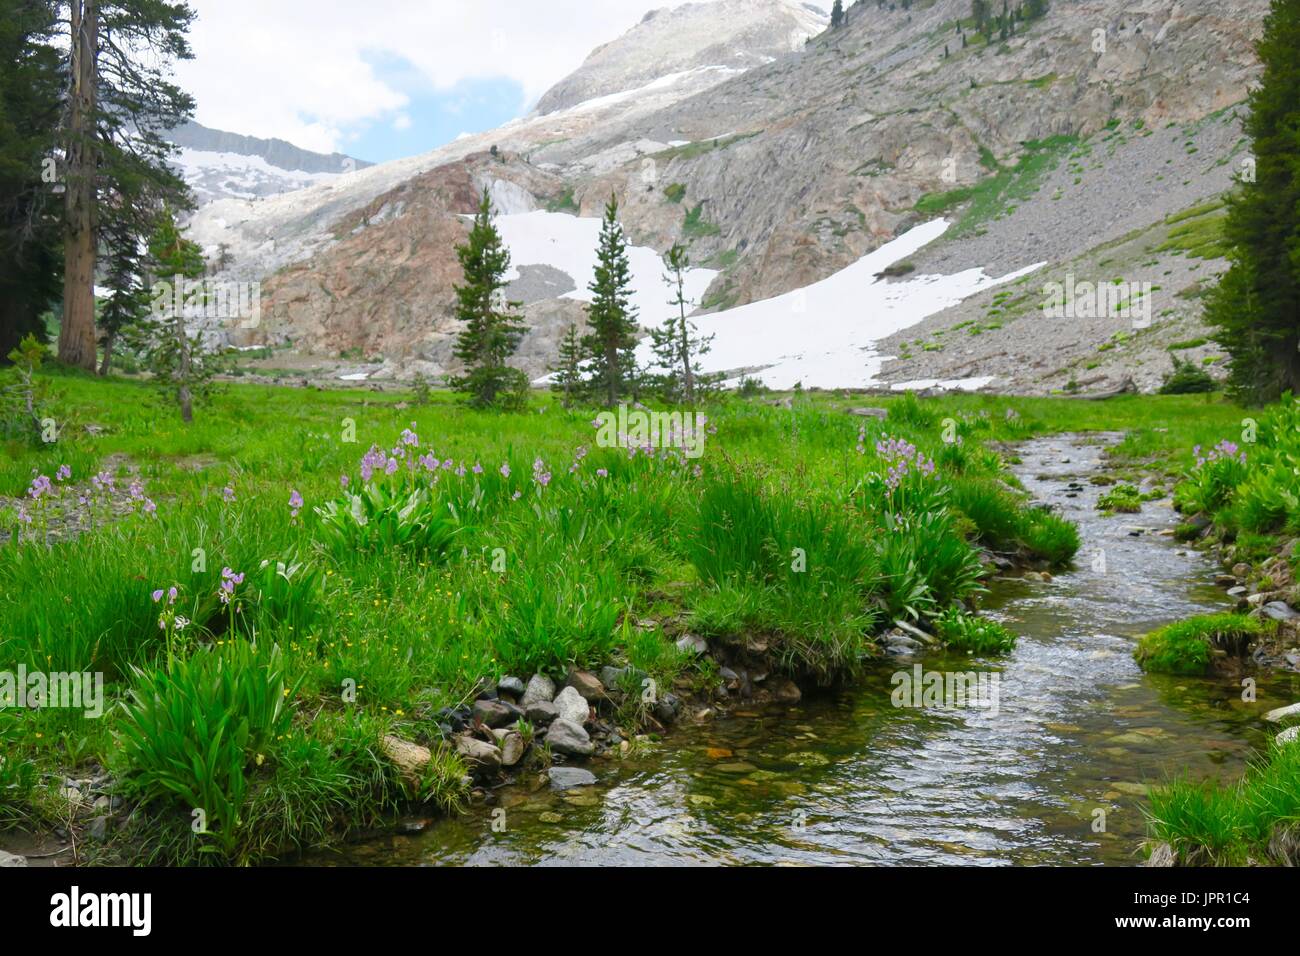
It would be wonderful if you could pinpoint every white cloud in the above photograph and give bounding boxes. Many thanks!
[392,113,412,131]
[177,0,704,153]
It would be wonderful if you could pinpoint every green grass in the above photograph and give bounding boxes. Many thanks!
[1157,202,1231,260]
[0,371,1259,862]
[1096,484,1143,513]
[913,135,1077,237]
[1134,613,1268,675]
[1148,742,1300,865]
[934,608,1017,654]
[683,202,721,239]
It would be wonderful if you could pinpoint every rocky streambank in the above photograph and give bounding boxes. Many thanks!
[378,632,809,814]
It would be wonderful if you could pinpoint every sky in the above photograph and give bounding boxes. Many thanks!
[176,0,704,164]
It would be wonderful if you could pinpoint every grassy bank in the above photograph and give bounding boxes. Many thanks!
[0,373,1253,863]
[1143,395,1300,863]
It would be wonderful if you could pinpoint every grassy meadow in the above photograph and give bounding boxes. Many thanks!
[0,370,1268,863]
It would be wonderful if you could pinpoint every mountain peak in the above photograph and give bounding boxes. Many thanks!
[534,0,828,115]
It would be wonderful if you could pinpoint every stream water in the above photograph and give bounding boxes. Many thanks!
[325,434,1299,866]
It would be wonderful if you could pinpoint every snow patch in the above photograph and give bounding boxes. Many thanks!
[655,219,1042,390]
[494,210,718,328]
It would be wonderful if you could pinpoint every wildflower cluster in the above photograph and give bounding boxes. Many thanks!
[1193,440,1248,469]
[219,567,245,606]
[875,435,937,490]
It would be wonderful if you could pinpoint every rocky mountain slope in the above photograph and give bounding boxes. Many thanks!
[534,0,827,114]
[170,121,373,206]
[190,0,1268,392]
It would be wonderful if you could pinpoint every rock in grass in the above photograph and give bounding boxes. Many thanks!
[381,735,432,776]
[676,634,708,656]
[526,701,560,724]
[1265,702,1300,723]
[554,686,590,724]
[0,850,27,867]
[1278,726,1299,746]
[521,673,556,707]
[1263,602,1300,623]
[599,666,627,690]
[545,719,594,756]
[496,675,526,699]
[454,734,502,771]
[565,669,605,702]
[548,767,597,790]
[472,698,522,728]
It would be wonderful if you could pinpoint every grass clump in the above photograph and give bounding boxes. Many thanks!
[1096,484,1143,513]
[934,608,1017,654]
[1147,742,1300,866]
[1133,613,1267,675]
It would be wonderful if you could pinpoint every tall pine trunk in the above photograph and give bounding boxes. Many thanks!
[59,0,99,371]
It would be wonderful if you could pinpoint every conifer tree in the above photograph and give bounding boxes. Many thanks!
[550,322,584,408]
[97,227,149,375]
[0,0,63,361]
[581,196,640,408]
[1204,0,1300,401]
[138,208,223,423]
[450,191,529,409]
[58,0,197,371]
[649,244,712,404]
[831,0,844,29]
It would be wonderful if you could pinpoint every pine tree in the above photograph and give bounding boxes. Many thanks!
[57,1,197,371]
[450,191,529,409]
[97,225,149,375]
[137,208,223,423]
[550,322,584,408]
[649,244,713,404]
[582,196,640,408]
[831,0,844,29]
[1204,0,1300,401]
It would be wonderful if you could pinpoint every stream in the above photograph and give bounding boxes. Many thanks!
[324,434,1300,866]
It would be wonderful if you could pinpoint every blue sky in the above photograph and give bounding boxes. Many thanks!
[179,0,701,162]
[343,62,529,164]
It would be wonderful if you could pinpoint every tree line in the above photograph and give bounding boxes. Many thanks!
[451,191,712,411]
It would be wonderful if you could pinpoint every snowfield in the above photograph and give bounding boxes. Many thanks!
[494,210,719,328]
[500,213,1042,390]
[669,218,1044,390]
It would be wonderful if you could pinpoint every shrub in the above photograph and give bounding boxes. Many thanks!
[1159,357,1216,394]
[1134,613,1267,675]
